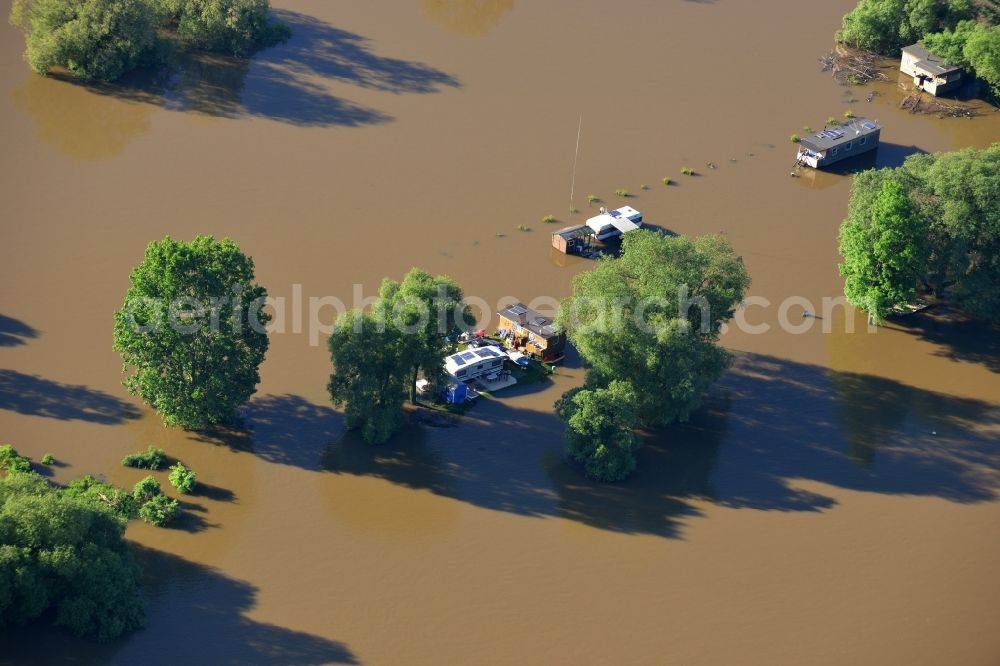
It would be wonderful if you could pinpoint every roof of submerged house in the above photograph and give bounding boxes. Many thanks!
[902,43,962,76]
[798,118,879,152]
[497,303,561,338]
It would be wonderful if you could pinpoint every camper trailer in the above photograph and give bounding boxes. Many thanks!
[585,206,643,241]
[445,346,506,381]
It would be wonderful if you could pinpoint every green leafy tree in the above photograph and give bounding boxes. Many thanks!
[962,22,1000,95]
[558,230,750,428]
[121,445,167,470]
[113,236,270,429]
[840,178,929,323]
[169,0,290,55]
[0,472,145,640]
[0,444,33,474]
[131,475,162,505]
[138,493,180,526]
[375,268,471,404]
[327,311,411,444]
[64,476,139,519]
[168,462,196,494]
[836,0,975,55]
[556,381,640,482]
[9,0,162,81]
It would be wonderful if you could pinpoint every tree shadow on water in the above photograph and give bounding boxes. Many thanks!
[887,304,1000,374]
[318,353,1000,539]
[0,545,357,665]
[0,369,140,424]
[82,10,459,127]
[0,315,39,347]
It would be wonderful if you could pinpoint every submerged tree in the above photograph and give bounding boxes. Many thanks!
[559,230,750,430]
[556,381,640,482]
[327,310,412,445]
[839,178,929,323]
[375,268,471,404]
[113,235,270,429]
[0,471,145,640]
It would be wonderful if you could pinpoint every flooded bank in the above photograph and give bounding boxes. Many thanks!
[2,0,1000,664]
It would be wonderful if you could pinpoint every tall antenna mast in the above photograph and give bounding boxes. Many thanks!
[570,114,582,204]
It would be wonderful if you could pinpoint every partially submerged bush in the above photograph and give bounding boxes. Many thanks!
[170,0,291,56]
[40,453,55,465]
[662,177,673,186]
[64,475,139,520]
[542,214,557,224]
[139,493,180,526]
[790,134,801,143]
[121,445,167,470]
[614,188,629,197]
[681,167,695,176]
[0,444,32,473]
[168,462,197,494]
[132,475,162,504]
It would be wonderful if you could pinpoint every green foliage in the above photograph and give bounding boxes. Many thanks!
[64,475,139,520]
[558,230,750,428]
[844,109,855,118]
[0,444,32,474]
[926,21,1000,95]
[0,472,145,640]
[327,311,410,444]
[9,0,161,81]
[790,134,801,143]
[40,453,55,465]
[121,445,167,470]
[138,493,180,527]
[681,167,695,176]
[542,214,556,224]
[615,189,629,197]
[168,462,196,494]
[826,116,838,126]
[662,177,673,186]
[569,207,579,214]
[840,178,929,322]
[640,183,649,190]
[131,475,162,505]
[586,194,599,203]
[516,224,531,231]
[556,381,640,482]
[836,0,976,55]
[113,236,270,429]
[9,0,288,82]
[803,125,814,132]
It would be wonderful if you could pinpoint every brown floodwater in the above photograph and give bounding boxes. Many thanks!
[2,0,1000,663]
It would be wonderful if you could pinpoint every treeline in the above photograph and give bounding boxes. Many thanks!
[836,0,1000,94]
[839,143,1000,323]
[8,0,290,82]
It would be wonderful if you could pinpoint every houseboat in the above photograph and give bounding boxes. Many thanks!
[497,302,567,363]
[445,346,506,381]
[585,205,643,241]
[795,118,880,169]
[900,43,963,96]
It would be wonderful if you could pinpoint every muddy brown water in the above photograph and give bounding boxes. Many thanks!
[2,1,1000,664]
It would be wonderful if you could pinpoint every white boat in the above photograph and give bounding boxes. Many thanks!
[506,350,530,367]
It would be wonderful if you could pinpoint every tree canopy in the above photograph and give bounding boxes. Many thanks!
[327,310,412,445]
[925,20,1000,94]
[375,268,471,404]
[558,230,750,430]
[555,381,641,482]
[9,0,289,82]
[113,235,270,429]
[839,178,929,323]
[836,0,978,55]
[0,471,145,641]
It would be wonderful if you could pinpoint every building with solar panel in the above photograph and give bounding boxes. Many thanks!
[445,346,507,381]
[496,303,567,364]
[795,118,880,169]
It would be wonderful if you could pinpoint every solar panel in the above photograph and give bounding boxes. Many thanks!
[532,317,548,326]
[862,121,877,130]
[509,305,527,315]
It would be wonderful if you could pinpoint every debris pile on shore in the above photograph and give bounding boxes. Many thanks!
[899,92,977,118]
[820,45,889,85]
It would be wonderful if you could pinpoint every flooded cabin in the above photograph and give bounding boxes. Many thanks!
[796,119,880,169]
[585,205,643,240]
[497,303,566,363]
[900,43,963,96]
[551,224,594,255]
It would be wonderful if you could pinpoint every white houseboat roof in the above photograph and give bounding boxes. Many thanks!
[585,206,643,235]
[798,118,879,153]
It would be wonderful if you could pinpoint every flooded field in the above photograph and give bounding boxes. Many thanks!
[2,0,1000,664]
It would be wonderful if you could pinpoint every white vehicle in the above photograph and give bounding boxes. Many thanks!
[586,206,643,241]
[445,346,506,380]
